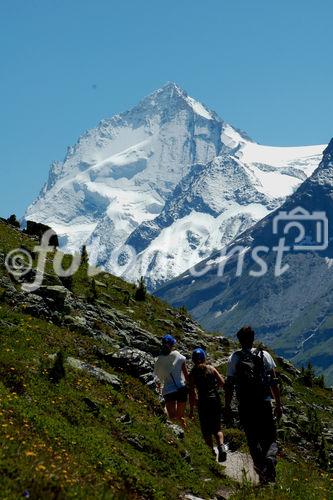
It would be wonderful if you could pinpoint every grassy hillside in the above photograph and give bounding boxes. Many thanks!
[0,219,332,499]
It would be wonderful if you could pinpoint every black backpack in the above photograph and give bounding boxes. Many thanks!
[235,349,271,401]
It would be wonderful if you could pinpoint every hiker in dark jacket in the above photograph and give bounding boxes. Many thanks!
[224,326,283,484]
[154,334,189,427]
[189,348,227,462]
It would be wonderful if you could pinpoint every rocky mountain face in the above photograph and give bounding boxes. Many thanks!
[157,139,333,385]
[25,83,228,267]
[25,83,325,289]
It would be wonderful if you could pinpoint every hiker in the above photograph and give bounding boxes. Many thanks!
[224,326,283,485]
[154,334,189,426]
[189,348,227,462]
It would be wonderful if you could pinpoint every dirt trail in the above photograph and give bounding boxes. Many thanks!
[182,450,259,500]
[216,448,259,485]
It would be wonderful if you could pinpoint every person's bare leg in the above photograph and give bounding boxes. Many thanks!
[165,400,177,421]
[215,431,224,447]
[176,401,187,427]
[215,431,227,462]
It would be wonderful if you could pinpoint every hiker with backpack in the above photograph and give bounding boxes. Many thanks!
[189,348,228,462]
[154,334,189,427]
[224,326,283,485]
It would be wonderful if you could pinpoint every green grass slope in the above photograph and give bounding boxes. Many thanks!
[0,219,332,499]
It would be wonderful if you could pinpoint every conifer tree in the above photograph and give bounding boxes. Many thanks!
[7,214,20,228]
[87,278,98,303]
[318,435,330,470]
[301,362,316,387]
[81,245,89,266]
[135,276,147,301]
[48,351,66,384]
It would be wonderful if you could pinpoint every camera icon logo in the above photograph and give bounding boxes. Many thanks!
[272,206,329,251]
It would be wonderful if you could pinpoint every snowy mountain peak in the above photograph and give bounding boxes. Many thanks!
[154,81,186,97]
[131,82,219,122]
[25,84,230,256]
[24,86,326,290]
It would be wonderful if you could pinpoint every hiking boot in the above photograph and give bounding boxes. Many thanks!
[217,444,227,463]
[261,458,276,484]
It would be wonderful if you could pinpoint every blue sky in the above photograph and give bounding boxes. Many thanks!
[0,0,332,217]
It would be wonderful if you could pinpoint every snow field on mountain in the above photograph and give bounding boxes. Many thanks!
[24,83,327,289]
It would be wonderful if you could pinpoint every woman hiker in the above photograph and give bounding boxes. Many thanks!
[154,334,189,427]
[189,348,227,462]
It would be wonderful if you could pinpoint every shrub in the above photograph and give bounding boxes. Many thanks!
[315,374,325,388]
[135,277,147,302]
[48,351,66,384]
[179,306,188,316]
[7,214,20,228]
[318,435,330,470]
[300,362,316,387]
[305,407,323,443]
[81,245,89,265]
[87,278,98,303]
[123,290,130,306]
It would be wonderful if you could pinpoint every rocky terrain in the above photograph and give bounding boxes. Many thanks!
[0,218,332,498]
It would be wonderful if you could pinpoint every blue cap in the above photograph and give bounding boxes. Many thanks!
[162,334,176,346]
[192,348,206,363]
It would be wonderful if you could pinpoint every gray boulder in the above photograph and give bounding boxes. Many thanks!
[117,328,161,356]
[102,347,155,385]
[66,357,121,389]
[34,285,70,308]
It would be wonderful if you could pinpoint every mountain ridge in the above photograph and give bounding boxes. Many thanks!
[24,84,326,289]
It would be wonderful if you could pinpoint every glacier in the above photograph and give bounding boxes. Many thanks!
[25,83,326,289]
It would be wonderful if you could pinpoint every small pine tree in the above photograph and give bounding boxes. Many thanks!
[135,276,147,302]
[179,306,188,317]
[123,290,130,306]
[87,278,98,303]
[7,214,20,228]
[48,352,66,384]
[318,435,330,470]
[81,245,89,266]
[315,374,325,388]
[306,407,323,443]
[301,362,316,387]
